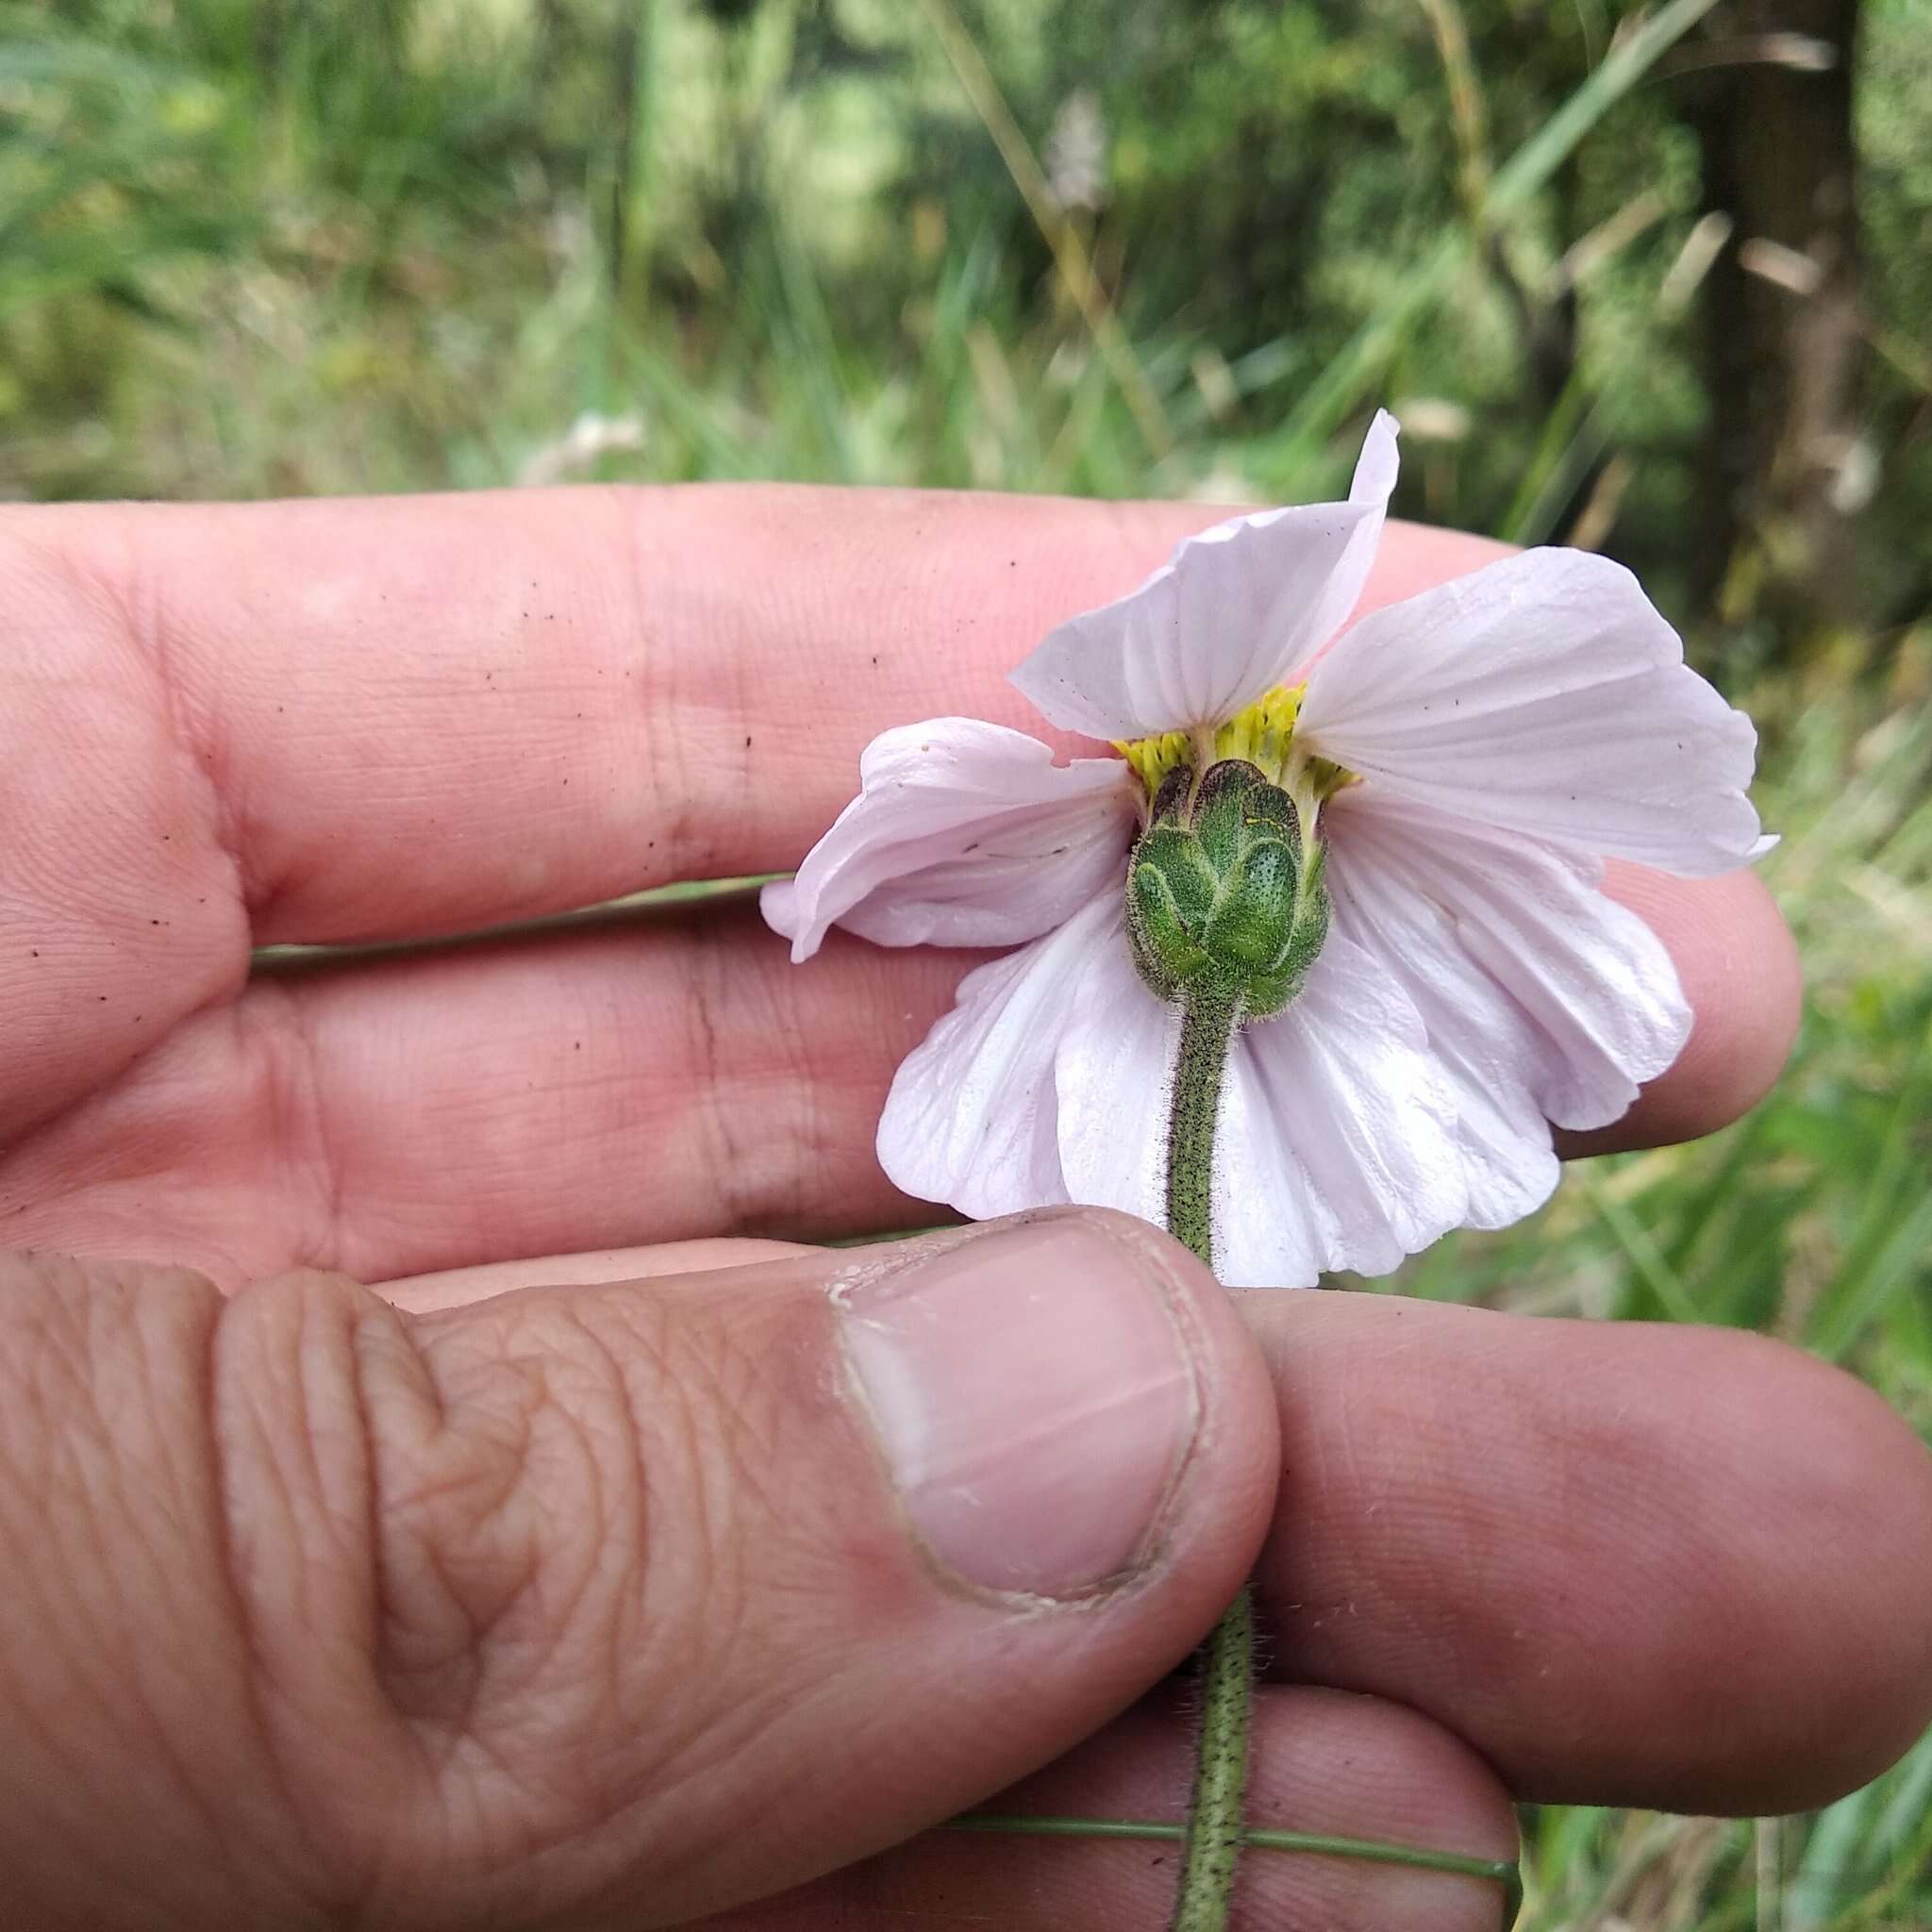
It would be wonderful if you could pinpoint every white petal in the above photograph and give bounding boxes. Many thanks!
[1208,1050,1330,1290]
[1325,790,1692,1141]
[1009,412,1400,741]
[1297,548,1764,875]
[760,719,1137,963]
[875,890,1126,1219]
[1323,865,1560,1232]
[1053,909,1177,1224]
[1216,934,1467,1287]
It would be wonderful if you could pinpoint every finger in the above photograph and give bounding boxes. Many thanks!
[3,869,1798,1285]
[0,494,1494,1138]
[5,491,1498,947]
[1242,1290,1932,1813]
[381,1238,816,1313]
[734,1683,1517,1932]
[0,1213,1279,1926]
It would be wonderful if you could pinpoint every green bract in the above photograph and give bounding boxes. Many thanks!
[1125,758,1330,1020]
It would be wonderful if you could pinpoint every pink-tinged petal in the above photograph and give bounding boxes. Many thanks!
[1216,934,1467,1287]
[1010,412,1401,741]
[760,719,1137,963]
[1053,911,1177,1224]
[1207,1053,1330,1290]
[1322,862,1560,1232]
[1325,789,1693,1138]
[875,890,1127,1220]
[1297,548,1764,876]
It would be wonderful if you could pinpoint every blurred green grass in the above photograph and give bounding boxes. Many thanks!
[5,1,1930,1925]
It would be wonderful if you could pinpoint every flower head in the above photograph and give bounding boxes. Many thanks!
[761,413,1767,1287]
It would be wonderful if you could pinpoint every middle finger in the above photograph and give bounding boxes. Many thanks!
[1246,1290,1932,1813]
[2,864,1790,1286]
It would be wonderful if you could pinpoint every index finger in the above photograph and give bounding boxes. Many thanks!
[15,485,1444,948]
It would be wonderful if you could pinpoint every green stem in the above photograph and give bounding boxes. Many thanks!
[1163,980,1249,1932]
[1166,978,1239,1273]
[1172,1587,1255,1932]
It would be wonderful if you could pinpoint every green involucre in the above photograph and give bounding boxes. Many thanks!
[1126,758,1330,1021]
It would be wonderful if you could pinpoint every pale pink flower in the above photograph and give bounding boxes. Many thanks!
[763,414,1767,1286]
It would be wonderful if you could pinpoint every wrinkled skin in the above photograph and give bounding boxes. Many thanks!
[1,489,1928,1932]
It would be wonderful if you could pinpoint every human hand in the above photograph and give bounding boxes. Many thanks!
[2,491,1928,1930]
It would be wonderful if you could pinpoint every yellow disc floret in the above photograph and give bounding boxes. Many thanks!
[1116,682,1357,808]
[1119,728,1194,796]
[1211,684,1304,775]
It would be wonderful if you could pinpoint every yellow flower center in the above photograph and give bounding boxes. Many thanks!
[1116,683,1357,808]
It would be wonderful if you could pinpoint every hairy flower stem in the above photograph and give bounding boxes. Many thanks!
[1171,1586,1255,1932]
[1164,978,1253,1932]
[1165,978,1239,1271]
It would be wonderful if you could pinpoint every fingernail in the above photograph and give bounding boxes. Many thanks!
[835,1215,1203,1599]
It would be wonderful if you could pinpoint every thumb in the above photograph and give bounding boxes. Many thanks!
[0,1211,1278,1930]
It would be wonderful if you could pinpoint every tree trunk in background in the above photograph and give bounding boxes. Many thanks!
[1691,0,1865,647]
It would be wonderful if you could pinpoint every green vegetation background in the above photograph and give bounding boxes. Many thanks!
[4,0,1929,1924]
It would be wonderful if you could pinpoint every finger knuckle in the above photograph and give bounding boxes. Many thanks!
[220,1267,786,1907]
[395,1289,768,1761]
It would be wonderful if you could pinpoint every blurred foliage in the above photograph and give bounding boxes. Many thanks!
[3,0,1928,637]
[2,2,1929,1926]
